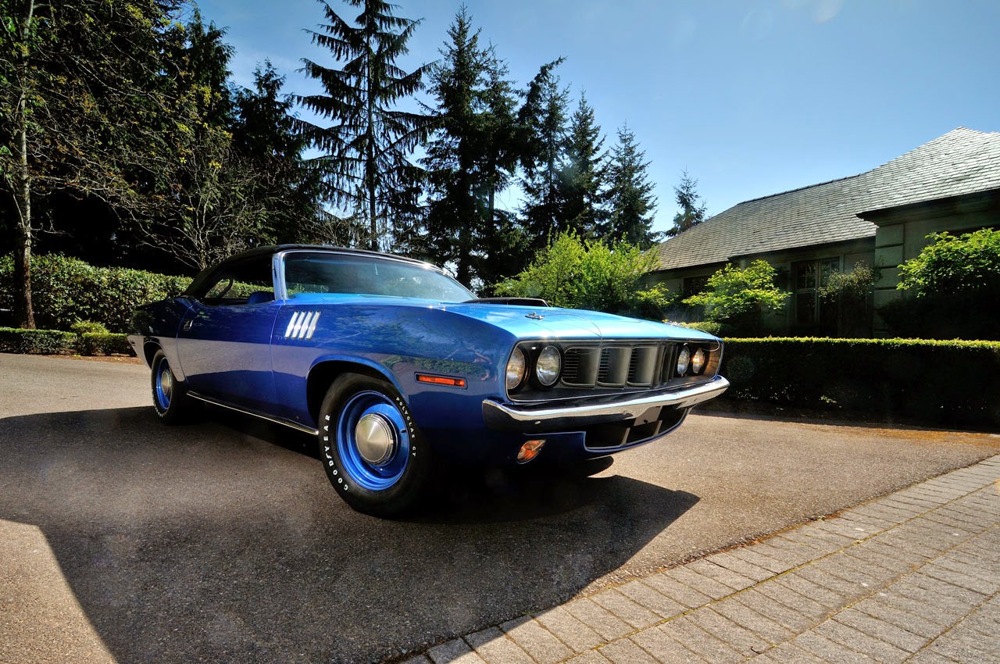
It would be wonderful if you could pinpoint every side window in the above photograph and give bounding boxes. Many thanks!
[197,256,274,306]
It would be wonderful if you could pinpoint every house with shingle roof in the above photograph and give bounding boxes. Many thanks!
[650,127,1000,335]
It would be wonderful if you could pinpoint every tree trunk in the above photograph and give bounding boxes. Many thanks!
[11,0,37,329]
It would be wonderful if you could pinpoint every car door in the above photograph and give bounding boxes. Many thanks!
[175,254,280,414]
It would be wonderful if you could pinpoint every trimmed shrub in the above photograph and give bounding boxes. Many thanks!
[70,321,110,335]
[0,327,78,354]
[0,254,192,332]
[77,333,134,356]
[715,337,1000,429]
[0,327,134,356]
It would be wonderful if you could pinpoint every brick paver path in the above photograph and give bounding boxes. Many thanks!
[407,455,1000,663]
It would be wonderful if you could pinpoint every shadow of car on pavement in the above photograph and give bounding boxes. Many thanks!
[0,405,698,663]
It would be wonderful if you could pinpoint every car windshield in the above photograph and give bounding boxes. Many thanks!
[282,251,474,302]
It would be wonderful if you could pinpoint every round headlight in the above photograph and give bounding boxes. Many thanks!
[535,345,561,387]
[691,348,707,375]
[506,348,526,391]
[676,345,691,376]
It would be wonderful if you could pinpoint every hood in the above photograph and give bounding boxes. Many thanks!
[440,302,718,342]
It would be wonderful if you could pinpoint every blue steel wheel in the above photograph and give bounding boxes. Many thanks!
[318,374,431,517]
[150,349,193,424]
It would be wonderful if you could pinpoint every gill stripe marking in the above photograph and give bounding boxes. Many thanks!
[285,311,321,339]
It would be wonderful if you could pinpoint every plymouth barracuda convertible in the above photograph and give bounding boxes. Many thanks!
[129,245,729,516]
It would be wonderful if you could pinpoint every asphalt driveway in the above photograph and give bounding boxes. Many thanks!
[1,353,998,663]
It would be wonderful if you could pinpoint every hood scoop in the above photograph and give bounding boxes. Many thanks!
[462,297,550,307]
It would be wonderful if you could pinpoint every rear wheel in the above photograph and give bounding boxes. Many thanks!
[150,349,195,424]
[318,374,431,517]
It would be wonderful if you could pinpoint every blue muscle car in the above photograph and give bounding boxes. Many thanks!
[129,245,729,516]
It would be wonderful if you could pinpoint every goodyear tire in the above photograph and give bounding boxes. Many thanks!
[318,374,431,517]
[150,349,195,424]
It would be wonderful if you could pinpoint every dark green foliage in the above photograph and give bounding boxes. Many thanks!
[880,229,1000,340]
[602,126,658,248]
[0,254,190,332]
[560,94,606,239]
[233,62,325,246]
[0,327,78,354]
[518,60,570,253]
[819,263,874,337]
[299,0,431,251]
[77,332,133,356]
[1,0,188,326]
[717,338,1000,429]
[0,326,132,355]
[70,321,109,335]
[421,8,522,287]
[666,170,707,237]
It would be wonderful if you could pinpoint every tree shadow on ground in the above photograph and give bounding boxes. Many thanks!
[0,406,697,663]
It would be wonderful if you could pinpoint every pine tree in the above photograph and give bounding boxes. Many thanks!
[422,8,521,287]
[603,126,658,249]
[560,93,606,238]
[518,60,569,253]
[298,0,430,251]
[667,169,707,237]
[232,62,325,246]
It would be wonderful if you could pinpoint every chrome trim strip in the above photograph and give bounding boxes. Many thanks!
[483,376,729,433]
[187,392,319,436]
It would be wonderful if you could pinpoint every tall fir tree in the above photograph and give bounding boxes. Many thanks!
[603,125,658,249]
[232,61,325,246]
[517,60,569,253]
[560,93,606,239]
[298,0,430,251]
[422,7,521,287]
[667,169,707,237]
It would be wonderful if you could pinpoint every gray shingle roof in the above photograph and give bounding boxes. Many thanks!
[654,127,1000,272]
[860,127,1000,213]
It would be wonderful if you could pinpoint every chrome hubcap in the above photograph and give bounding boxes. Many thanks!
[161,369,173,398]
[355,413,397,466]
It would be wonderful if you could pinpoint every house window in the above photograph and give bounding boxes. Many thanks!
[793,258,840,326]
[683,275,709,298]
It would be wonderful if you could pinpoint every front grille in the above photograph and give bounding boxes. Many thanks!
[509,338,721,403]
[561,342,669,389]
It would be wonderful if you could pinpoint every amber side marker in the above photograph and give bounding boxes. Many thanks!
[415,373,467,388]
[517,439,546,463]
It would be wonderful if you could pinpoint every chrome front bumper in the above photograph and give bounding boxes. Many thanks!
[482,376,730,434]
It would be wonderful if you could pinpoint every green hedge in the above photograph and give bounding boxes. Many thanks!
[0,254,192,332]
[0,327,134,356]
[0,328,79,354]
[717,338,1000,429]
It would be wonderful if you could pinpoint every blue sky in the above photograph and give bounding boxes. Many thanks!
[196,0,999,235]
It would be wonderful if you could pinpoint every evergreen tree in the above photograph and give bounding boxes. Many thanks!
[518,60,569,253]
[232,61,325,246]
[667,169,707,237]
[603,125,658,249]
[298,0,430,251]
[422,7,520,287]
[560,93,606,239]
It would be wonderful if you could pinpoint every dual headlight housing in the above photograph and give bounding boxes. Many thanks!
[506,344,561,391]
[675,344,709,377]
